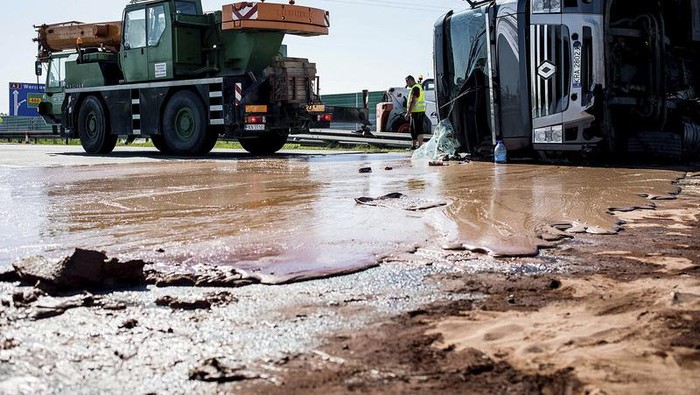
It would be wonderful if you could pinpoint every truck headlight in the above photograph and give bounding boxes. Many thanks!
[533,125,564,143]
[532,0,561,13]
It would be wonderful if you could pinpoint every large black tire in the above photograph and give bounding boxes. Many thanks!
[389,117,409,133]
[239,132,288,155]
[198,131,219,155]
[151,135,171,155]
[162,90,208,156]
[78,96,117,154]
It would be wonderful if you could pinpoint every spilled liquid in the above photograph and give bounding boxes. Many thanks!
[432,163,682,257]
[0,155,683,280]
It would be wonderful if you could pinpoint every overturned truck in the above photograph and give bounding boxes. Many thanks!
[434,0,700,160]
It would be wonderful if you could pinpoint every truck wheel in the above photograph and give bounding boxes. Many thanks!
[78,96,117,154]
[239,132,288,155]
[163,90,207,156]
[198,132,219,155]
[391,119,409,133]
[151,135,171,155]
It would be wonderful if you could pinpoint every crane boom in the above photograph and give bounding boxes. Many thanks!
[34,21,121,60]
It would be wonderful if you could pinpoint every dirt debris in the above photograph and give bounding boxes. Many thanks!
[189,358,261,383]
[355,192,448,211]
[10,249,146,294]
[147,268,260,288]
[155,291,237,311]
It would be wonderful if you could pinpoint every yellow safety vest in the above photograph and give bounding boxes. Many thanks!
[407,83,426,113]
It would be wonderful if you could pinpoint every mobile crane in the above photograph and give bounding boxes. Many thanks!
[35,0,334,155]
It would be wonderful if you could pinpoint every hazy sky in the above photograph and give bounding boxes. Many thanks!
[0,0,469,114]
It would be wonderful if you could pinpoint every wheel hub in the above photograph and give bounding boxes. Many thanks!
[86,113,98,138]
[175,108,195,140]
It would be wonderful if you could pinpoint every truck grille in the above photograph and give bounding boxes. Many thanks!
[530,24,571,118]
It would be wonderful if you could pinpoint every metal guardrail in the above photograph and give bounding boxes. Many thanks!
[0,127,421,149]
[291,129,418,148]
[0,117,52,133]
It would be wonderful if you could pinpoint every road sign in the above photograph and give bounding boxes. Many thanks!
[8,82,45,117]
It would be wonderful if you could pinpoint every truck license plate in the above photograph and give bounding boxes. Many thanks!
[572,43,582,89]
[245,124,266,131]
[306,104,326,113]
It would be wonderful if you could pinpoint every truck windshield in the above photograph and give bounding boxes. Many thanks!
[445,8,489,105]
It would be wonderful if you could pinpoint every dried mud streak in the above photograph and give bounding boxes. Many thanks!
[246,172,700,395]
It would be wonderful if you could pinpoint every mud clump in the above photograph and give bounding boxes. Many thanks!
[0,266,20,283]
[1,338,19,350]
[11,249,146,294]
[119,319,139,330]
[12,289,45,307]
[189,358,261,383]
[355,193,448,211]
[155,292,238,310]
[147,269,259,288]
[156,296,211,311]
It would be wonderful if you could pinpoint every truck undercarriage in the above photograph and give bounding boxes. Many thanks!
[605,0,700,159]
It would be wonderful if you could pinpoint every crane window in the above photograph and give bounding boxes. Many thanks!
[124,8,146,49]
[47,57,65,89]
[148,5,167,47]
[175,1,198,15]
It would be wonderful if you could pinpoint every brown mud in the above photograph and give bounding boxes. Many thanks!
[243,172,700,395]
[0,157,685,283]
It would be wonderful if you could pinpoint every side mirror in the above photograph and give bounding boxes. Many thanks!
[35,61,43,77]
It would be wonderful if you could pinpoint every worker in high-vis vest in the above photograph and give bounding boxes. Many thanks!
[404,75,427,149]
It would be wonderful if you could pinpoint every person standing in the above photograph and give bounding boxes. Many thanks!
[405,75,427,150]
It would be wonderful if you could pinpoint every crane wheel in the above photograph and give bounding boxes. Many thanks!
[78,96,117,154]
[151,135,171,155]
[198,131,219,155]
[239,132,288,155]
[162,90,207,156]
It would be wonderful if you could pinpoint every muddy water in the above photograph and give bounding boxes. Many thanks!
[0,155,437,281]
[0,155,683,280]
[431,163,683,257]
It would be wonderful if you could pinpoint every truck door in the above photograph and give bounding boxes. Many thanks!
[146,4,174,80]
[121,8,149,82]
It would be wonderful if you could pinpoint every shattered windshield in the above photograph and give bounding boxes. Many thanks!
[446,8,489,101]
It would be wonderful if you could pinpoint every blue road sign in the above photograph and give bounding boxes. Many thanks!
[9,82,46,117]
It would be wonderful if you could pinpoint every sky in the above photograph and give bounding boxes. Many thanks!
[0,0,470,115]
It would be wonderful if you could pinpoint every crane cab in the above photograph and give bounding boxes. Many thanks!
[120,0,205,82]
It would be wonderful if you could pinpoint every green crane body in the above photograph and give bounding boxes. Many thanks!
[35,0,333,156]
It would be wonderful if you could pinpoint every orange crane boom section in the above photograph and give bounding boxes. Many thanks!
[222,2,330,36]
[34,21,121,60]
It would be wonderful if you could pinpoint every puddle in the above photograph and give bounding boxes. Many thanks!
[0,155,684,279]
[430,163,682,257]
[0,155,437,280]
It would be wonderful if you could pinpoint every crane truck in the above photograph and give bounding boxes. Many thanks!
[434,0,700,161]
[34,0,334,155]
